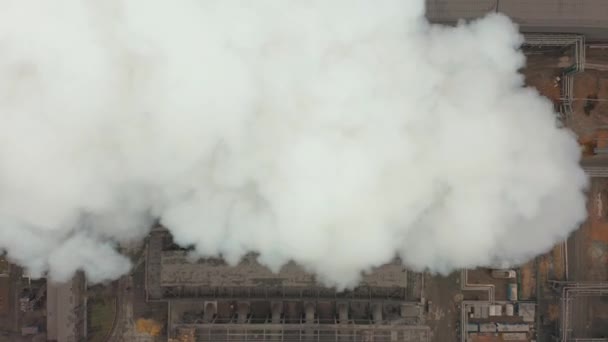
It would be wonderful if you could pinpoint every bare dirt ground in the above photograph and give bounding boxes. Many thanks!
[523,66,562,103]
[567,178,608,282]
[423,271,461,342]
[567,69,608,137]
[518,260,536,300]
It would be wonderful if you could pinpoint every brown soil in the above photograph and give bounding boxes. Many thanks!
[547,304,560,321]
[551,243,565,280]
[524,68,562,101]
[519,261,536,300]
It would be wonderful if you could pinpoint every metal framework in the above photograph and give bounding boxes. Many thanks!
[147,229,427,342]
[159,285,407,302]
[550,281,608,342]
[458,269,495,342]
[522,34,586,122]
[171,323,431,342]
[580,165,608,178]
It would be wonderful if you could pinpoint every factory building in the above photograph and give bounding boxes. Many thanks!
[146,228,429,342]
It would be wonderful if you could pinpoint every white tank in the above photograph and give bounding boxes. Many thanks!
[507,283,518,301]
[489,304,502,316]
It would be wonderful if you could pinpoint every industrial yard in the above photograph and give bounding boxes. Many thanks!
[0,54,605,342]
[0,2,606,342]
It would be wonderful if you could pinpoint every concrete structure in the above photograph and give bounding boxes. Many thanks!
[425,0,608,41]
[160,251,407,289]
[147,229,429,342]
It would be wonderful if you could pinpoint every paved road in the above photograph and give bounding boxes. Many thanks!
[106,248,156,342]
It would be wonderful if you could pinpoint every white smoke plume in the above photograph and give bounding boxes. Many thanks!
[0,0,587,286]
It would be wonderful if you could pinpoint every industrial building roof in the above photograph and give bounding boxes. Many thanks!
[160,251,407,288]
[426,0,608,40]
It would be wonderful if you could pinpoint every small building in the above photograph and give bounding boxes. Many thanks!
[496,323,530,332]
[505,303,514,316]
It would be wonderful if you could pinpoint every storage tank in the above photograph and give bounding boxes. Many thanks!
[505,303,514,316]
[489,304,502,316]
[507,283,518,301]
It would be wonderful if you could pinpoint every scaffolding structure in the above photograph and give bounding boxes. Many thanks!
[580,165,608,178]
[147,229,428,342]
[171,323,431,342]
[550,281,608,342]
[159,285,407,302]
[522,34,586,122]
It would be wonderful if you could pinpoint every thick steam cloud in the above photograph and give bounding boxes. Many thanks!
[0,0,587,286]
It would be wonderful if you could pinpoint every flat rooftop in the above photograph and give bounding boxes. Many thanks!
[160,251,407,288]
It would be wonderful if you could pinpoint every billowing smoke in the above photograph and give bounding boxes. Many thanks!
[0,1,587,286]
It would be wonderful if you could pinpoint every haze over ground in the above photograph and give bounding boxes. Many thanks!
[0,0,588,286]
